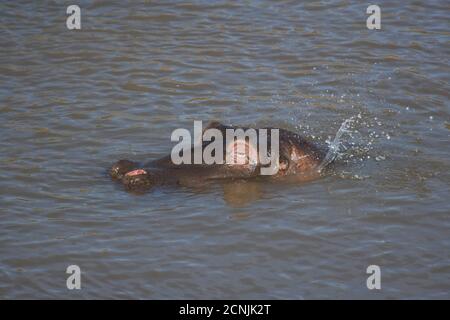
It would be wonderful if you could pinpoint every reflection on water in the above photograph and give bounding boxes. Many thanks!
[0,1,449,299]
[222,180,262,207]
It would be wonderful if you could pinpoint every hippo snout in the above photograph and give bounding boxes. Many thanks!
[121,170,153,191]
[110,160,155,191]
[110,159,138,180]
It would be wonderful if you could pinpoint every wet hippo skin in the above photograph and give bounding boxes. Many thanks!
[110,121,328,192]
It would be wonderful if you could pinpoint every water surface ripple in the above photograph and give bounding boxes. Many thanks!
[0,1,449,299]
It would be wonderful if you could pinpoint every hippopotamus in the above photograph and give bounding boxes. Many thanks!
[110,121,328,192]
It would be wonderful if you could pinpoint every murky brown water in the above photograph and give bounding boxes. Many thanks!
[1,1,449,299]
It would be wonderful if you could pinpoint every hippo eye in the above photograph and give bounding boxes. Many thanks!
[279,156,289,171]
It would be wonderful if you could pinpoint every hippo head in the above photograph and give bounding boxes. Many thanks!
[203,122,325,179]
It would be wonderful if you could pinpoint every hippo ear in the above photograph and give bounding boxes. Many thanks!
[225,138,258,166]
[200,121,225,146]
[203,121,224,133]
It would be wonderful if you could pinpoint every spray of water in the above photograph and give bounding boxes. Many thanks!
[317,117,355,172]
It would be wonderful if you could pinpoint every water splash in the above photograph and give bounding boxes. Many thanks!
[317,117,355,172]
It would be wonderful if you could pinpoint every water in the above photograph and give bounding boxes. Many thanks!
[0,1,449,299]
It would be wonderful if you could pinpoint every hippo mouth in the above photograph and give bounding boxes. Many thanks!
[125,169,148,176]
[122,169,152,191]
